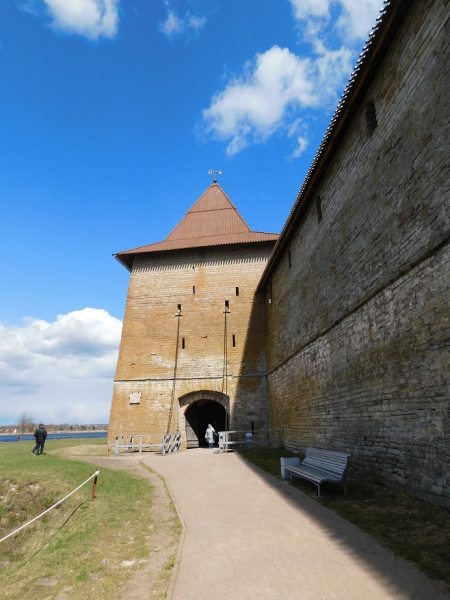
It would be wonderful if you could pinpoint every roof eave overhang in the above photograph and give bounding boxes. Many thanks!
[114,253,133,272]
[257,0,412,291]
[114,238,278,272]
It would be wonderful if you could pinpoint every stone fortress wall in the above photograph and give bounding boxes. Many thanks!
[265,0,450,506]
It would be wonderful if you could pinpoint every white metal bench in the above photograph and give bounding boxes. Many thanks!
[281,447,350,496]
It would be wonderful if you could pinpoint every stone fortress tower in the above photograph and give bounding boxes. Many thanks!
[108,182,278,449]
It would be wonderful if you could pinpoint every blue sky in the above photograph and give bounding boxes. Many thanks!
[0,0,384,425]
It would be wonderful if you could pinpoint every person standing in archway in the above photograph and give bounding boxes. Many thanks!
[205,424,216,449]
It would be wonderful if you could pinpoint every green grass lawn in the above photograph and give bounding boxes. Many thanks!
[238,448,450,591]
[0,438,156,599]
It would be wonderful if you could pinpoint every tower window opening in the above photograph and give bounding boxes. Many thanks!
[225,300,229,308]
[365,101,378,135]
[193,286,195,295]
[177,304,181,311]
[316,196,323,223]
[236,287,239,296]
[182,338,185,349]
[232,334,236,347]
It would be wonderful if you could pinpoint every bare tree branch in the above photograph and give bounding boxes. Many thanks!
[17,412,34,435]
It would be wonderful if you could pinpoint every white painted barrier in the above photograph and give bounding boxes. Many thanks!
[115,433,182,455]
[218,430,282,453]
[162,433,182,455]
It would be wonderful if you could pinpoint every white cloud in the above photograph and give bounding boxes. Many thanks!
[160,11,182,36]
[42,0,119,39]
[289,0,331,20]
[159,1,207,39]
[335,0,384,39]
[201,0,383,157]
[0,308,122,425]
[286,119,309,159]
[313,42,354,98]
[202,44,352,157]
[289,0,384,40]
[188,14,207,31]
[203,48,313,143]
[291,136,308,158]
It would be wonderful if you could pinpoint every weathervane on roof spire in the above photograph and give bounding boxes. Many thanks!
[208,170,222,183]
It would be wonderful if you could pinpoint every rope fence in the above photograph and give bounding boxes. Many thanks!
[0,468,100,544]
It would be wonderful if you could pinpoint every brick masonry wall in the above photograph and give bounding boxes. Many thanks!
[108,243,273,449]
[266,0,450,506]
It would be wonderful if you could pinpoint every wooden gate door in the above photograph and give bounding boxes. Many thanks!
[185,403,199,448]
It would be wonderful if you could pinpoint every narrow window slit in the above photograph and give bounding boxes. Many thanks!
[232,335,236,347]
[193,286,195,295]
[365,101,377,135]
[236,287,239,296]
[182,338,185,349]
[316,196,323,223]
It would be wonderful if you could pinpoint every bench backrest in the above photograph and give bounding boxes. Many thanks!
[303,447,350,478]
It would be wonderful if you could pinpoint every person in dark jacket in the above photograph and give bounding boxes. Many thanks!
[31,424,47,455]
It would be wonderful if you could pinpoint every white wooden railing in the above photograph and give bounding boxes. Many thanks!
[114,433,182,455]
[218,430,282,453]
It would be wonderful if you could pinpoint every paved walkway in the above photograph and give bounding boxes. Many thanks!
[142,449,449,600]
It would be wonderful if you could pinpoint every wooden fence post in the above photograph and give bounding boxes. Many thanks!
[91,469,99,500]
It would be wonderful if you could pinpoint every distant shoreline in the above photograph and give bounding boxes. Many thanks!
[0,430,108,436]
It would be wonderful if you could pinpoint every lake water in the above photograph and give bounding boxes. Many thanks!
[0,431,107,443]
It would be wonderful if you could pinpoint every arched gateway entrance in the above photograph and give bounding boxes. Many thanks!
[180,392,229,449]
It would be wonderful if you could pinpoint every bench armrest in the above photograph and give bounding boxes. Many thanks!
[280,457,300,479]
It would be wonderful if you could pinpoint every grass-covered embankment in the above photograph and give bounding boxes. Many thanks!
[0,439,157,599]
[238,448,450,591]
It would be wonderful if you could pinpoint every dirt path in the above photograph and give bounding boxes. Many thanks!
[72,454,180,600]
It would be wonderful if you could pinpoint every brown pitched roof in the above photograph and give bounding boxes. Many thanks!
[166,182,251,240]
[115,183,278,271]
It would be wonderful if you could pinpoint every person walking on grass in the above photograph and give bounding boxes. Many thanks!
[205,424,216,449]
[31,424,47,455]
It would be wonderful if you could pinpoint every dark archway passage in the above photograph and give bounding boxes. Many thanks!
[185,400,227,448]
